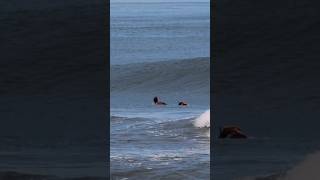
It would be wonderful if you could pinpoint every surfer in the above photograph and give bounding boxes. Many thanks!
[219,126,247,139]
[178,101,188,106]
[153,96,167,105]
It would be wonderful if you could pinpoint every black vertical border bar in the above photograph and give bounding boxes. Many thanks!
[105,0,111,178]
[210,0,216,179]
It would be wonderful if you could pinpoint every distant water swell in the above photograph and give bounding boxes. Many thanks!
[111,58,209,94]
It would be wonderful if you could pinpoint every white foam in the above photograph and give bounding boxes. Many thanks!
[193,109,210,128]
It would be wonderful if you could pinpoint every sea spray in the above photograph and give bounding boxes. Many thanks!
[193,109,210,128]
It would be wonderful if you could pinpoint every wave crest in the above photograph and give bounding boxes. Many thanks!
[193,109,210,128]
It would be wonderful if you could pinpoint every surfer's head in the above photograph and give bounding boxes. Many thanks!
[153,96,159,104]
[153,96,167,105]
[178,101,188,106]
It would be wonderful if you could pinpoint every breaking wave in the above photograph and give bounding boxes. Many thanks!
[193,109,210,128]
[111,113,210,139]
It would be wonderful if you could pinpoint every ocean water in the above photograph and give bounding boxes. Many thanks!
[110,1,210,179]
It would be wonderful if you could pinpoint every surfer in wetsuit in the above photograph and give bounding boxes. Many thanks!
[178,101,188,106]
[153,96,167,105]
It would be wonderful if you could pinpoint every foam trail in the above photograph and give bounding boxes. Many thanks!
[193,109,210,128]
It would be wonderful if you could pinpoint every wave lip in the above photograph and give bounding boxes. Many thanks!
[193,109,210,128]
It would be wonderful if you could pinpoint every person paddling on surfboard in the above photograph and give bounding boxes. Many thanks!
[178,101,188,106]
[153,96,167,105]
